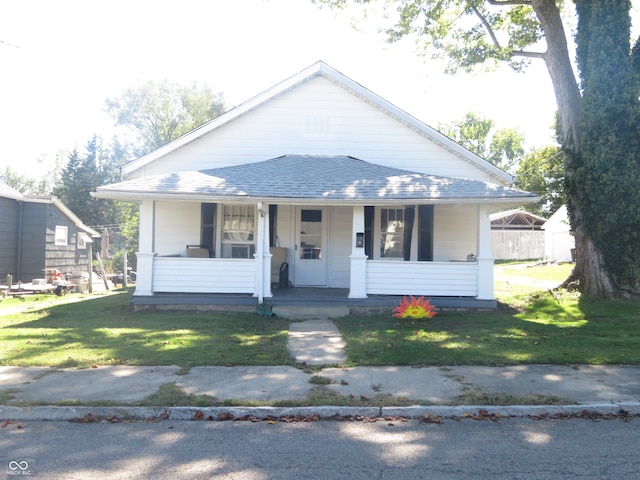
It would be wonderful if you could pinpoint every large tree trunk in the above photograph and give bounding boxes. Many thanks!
[531,0,617,297]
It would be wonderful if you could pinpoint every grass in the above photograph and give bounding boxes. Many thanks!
[0,290,292,368]
[334,290,640,366]
[1,263,639,368]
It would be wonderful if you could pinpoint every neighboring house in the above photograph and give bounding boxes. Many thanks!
[542,205,575,262]
[95,61,538,309]
[490,209,546,260]
[0,182,100,284]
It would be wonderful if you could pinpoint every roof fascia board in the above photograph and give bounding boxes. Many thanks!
[93,191,540,206]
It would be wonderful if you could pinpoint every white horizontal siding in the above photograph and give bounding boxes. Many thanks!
[433,205,478,261]
[154,201,201,256]
[142,77,496,183]
[153,257,256,294]
[366,261,478,296]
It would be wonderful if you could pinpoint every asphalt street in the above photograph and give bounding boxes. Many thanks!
[2,417,639,479]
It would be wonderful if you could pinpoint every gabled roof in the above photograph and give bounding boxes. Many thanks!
[27,196,100,237]
[0,181,25,200]
[121,61,513,184]
[490,208,547,230]
[97,155,537,205]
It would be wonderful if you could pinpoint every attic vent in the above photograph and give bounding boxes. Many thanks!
[306,116,331,133]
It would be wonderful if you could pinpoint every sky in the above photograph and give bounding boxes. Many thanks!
[0,0,592,180]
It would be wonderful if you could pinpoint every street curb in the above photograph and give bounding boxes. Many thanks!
[2,403,640,422]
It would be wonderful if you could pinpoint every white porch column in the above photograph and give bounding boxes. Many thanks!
[135,199,155,296]
[476,205,495,300]
[254,202,272,302]
[349,205,368,298]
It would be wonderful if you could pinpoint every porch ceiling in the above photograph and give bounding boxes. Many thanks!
[95,155,539,205]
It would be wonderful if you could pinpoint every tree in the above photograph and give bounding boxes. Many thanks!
[440,112,525,172]
[515,145,565,217]
[1,154,63,195]
[314,0,640,298]
[54,136,119,227]
[105,80,227,155]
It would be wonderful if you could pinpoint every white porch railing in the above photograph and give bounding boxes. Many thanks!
[153,257,256,294]
[366,261,478,296]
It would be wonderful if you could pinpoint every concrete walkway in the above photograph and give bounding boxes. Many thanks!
[2,319,640,420]
[287,319,347,365]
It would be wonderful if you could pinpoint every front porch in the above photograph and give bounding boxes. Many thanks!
[131,287,497,315]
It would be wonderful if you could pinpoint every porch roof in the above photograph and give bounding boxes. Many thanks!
[95,155,539,205]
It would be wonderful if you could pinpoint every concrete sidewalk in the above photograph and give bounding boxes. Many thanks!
[2,364,640,421]
[1,319,640,420]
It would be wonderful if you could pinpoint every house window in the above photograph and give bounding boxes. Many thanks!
[77,232,89,250]
[366,205,434,261]
[380,208,404,258]
[54,225,68,246]
[221,204,256,259]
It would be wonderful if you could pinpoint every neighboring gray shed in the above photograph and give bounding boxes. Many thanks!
[0,182,100,283]
[490,209,546,260]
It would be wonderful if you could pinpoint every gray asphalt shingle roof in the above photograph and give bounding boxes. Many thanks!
[97,155,537,202]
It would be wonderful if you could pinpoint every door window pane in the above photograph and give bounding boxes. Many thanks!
[300,209,322,259]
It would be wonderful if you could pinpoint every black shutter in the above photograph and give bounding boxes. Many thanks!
[201,203,217,257]
[418,205,434,261]
[403,206,415,261]
[364,206,374,259]
[269,204,277,247]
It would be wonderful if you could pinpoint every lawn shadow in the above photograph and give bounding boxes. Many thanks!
[1,291,292,368]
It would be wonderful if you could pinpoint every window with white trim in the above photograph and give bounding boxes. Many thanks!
[366,205,433,261]
[77,232,88,249]
[380,208,405,258]
[221,204,256,258]
[54,225,68,246]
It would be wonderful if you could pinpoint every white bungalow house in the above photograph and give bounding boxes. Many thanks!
[94,61,538,310]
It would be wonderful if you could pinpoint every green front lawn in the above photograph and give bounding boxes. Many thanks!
[335,291,640,366]
[1,263,638,368]
[0,291,291,368]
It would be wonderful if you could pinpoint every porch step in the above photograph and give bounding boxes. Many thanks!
[272,305,349,320]
[287,319,347,365]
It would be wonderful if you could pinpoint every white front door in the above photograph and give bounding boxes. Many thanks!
[294,207,328,286]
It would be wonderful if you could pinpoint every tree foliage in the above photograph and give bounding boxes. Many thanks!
[515,145,564,217]
[439,112,525,172]
[105,80,227,155]
[51,136,138,266]
[314,0,640,298]
[1,155,62,196]
[53,136,121,228]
